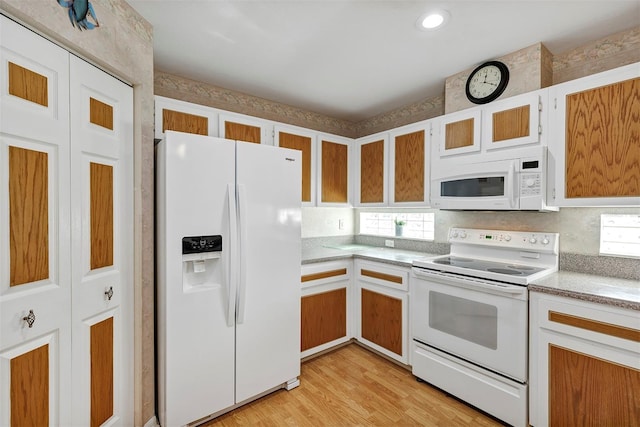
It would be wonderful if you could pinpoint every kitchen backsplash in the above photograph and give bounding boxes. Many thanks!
[302,206,640,280]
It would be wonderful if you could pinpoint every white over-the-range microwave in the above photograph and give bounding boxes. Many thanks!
[430,146,558,211]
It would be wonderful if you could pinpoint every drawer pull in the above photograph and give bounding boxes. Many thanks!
[23,310,36,328]
[301,268,347,283]
[361,269,403,284]
[549,311,640,343]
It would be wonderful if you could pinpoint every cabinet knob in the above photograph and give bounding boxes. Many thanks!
[105,286,114,301]
[23,309,36,328]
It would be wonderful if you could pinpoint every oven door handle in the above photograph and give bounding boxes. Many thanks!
[412,268,527,297]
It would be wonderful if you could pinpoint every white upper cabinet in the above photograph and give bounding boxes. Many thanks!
[274,124,317,206]
[439,108,482,157]
[481,90,546,151]
[437,90,547,160]
[155,95,218,140]
[388,121,432,206]
[219,112,273,145]
[547,63,640,206]
[317,133,352,206]
[354,132,389,207]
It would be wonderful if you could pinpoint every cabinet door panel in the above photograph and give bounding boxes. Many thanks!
[565,78,640,198]
[277,130,313,203]
[301,288,347,351]
[394,130,425,203]
[439,109,481,157]
[361,288,402,356]
[492,105,530,142]
[225,121,261,143]
[360,139,385,204]
[549,344,640,427]
[320,139,349,204]
[162,108,208,135]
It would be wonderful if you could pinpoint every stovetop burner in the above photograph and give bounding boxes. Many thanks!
[412,228,559,286]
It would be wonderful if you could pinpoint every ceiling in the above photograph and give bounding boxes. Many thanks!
[128,0,639,122]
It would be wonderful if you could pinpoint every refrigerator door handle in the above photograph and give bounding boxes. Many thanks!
[226,183,237,327]
[236,183,248,324]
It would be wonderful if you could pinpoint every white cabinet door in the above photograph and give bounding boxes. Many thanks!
[481,90,545,151]
[529,292,640,427]
[354,132,388,207]
[275,124,317,206]
[0,16,72,426]
[300,260,353,358]
[317,133,352,206]
[355,260,409,364]
[155,95,218,140]
[69,56,134,426]
[388,121,431,207]
[219,112,272,145]
[547,63,640,207]
[438,108,482,157]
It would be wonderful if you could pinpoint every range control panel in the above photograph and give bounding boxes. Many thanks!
[182,235,222,254]
[448,228,559,253]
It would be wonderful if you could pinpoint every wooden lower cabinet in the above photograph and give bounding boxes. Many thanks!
[300,261,352,358]
[360,288,403,356]
[529,292,640,427]
[301,288,347,351]
[355,260,409,364]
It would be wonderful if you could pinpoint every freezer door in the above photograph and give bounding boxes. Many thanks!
[157,131,236,426]
[235,142,302,403]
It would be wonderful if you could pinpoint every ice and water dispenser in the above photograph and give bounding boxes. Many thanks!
[181,235,222,291]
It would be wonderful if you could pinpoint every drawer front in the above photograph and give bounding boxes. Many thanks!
[355,260,408,292]
[301,260,351,289]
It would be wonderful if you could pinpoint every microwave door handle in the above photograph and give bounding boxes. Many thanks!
[507,162,517,209]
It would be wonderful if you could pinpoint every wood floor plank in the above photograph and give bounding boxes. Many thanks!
[203,344,504,426]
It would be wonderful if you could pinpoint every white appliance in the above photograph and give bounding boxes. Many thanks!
[156,131,302,427]
[431,146,557,211]
[411,228,559,427]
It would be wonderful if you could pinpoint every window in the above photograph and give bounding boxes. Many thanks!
[359,212,435,240]
[600,214,640,258]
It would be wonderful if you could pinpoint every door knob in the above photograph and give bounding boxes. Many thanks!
[23,309,36,328]
[105,286,114,301]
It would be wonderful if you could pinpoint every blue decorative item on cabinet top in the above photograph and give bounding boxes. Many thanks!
[57,0,100,30]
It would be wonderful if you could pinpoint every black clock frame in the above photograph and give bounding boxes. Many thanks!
[465,60,510,104]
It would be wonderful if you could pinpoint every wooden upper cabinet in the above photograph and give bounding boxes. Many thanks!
[319,136,350,205]
[565,78,639,198]
[439,109,481,157]
[481,91,543,150]
[389,123,430,206]
[275,126,315,205]
[219,114,269,144]
[154,96,218,140]
[355,134,387,206]
[548,63,640,206]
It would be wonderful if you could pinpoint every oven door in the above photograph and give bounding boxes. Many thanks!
[430,158,519,210]
[411,268,528,382]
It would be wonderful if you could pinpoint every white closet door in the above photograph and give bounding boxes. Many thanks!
[0,16,72,426]
[69,55,134,427]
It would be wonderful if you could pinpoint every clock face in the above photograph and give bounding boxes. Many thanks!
[465,61,509,104]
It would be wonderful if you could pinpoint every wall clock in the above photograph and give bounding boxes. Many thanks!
[465,61,509,104]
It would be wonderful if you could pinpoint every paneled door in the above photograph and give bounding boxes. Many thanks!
[0,16,72,426]
[69,56,134,426]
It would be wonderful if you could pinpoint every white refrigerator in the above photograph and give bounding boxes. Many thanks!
[156,131,302,427]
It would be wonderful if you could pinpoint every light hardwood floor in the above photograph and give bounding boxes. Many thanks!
[203,344,505,426]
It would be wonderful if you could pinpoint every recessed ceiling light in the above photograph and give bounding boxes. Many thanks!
[417,9,450,31]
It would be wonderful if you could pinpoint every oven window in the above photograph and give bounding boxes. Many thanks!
[429,291,498,349]
[441,177,505,197]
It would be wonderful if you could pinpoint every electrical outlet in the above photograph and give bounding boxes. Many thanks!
[338,219,344,230]
[385,239,394,248]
